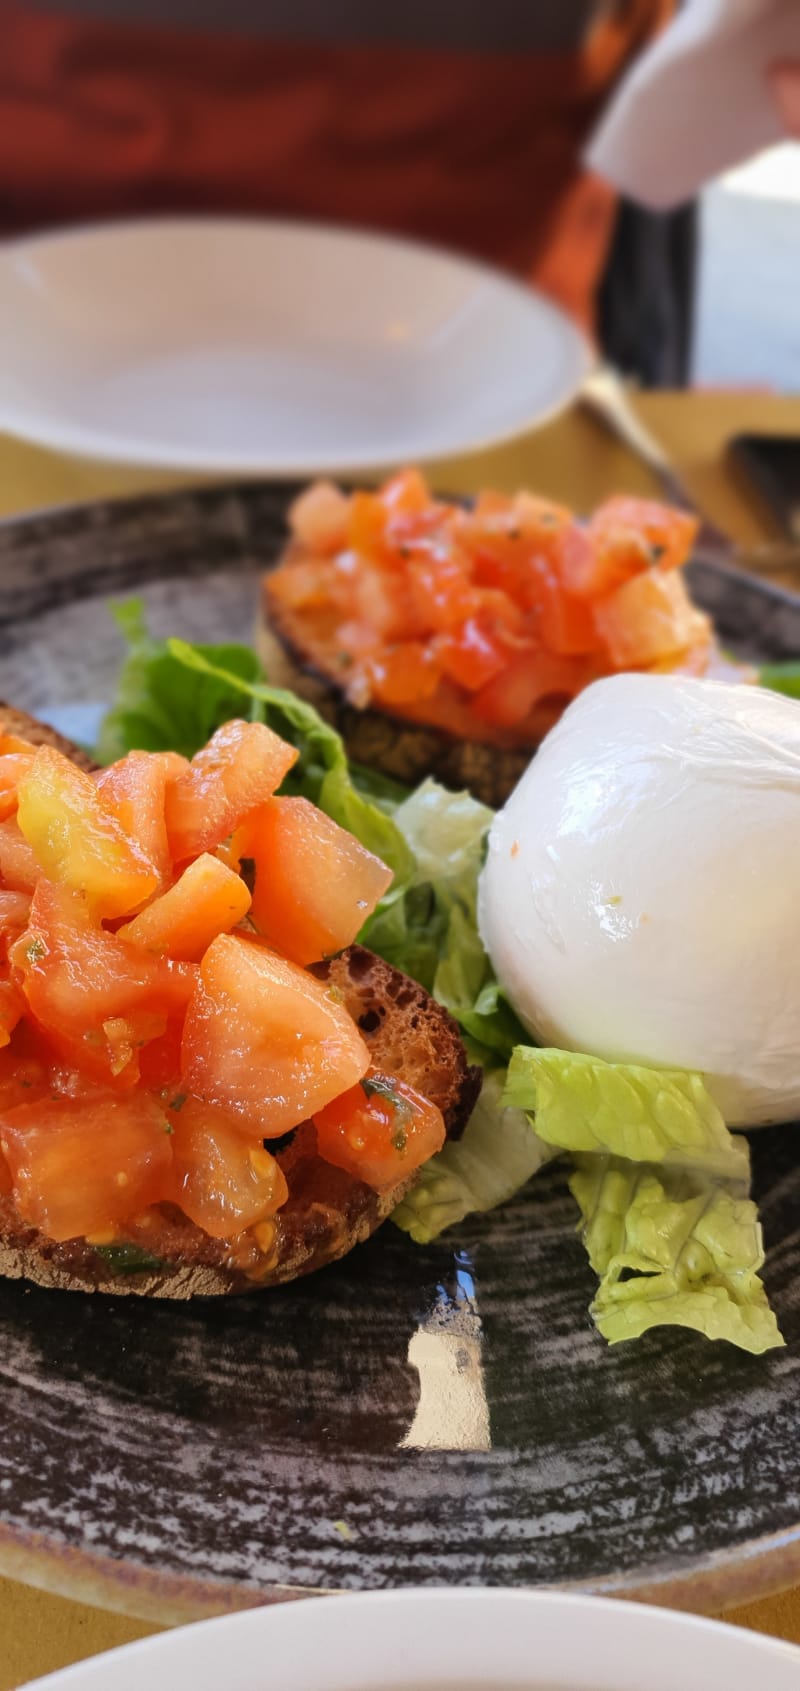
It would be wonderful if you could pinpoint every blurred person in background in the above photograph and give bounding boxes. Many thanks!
[0,1,689,381]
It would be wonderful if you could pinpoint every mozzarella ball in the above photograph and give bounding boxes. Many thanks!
[478,673,800,1126]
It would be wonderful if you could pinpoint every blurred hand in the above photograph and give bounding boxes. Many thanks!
[768,60,800,136]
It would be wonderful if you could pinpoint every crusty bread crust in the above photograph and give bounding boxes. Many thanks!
[259,590,533,810]
[0,715,481,1298]
[0,703,97,773]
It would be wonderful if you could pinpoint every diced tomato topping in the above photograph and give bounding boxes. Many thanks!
[0,1091,173,1242]
[472,651,594,729]
[0,891,31,947]
[0,714,445,1249]
[593,569,711,669]
[537,583,600,657]
[11,879,194,1085]
[118,853,251,960]
[365,642,441,707]
[243,796,392,966]
[0,818,40,892]
[436,618,508,691]
[288,481,351,554]
[0,750,36,821]
[590,497,698,572]
[96,750,187,887]
[266,476,717,747]
[406,548,479,633]
[313,1070,445,1191]
[0,978,24,1049]
[164,720,298,862]
[181,933,369,1136]
[169,1098,288,1238]
[16,746,159,919]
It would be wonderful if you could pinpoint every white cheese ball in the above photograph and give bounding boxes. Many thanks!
[478,673,800,1127]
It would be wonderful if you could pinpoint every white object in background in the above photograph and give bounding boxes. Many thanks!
[585,0,800,210]
[19,1589,800,1691]
[0,217,591,476]
[478,673,800,1128]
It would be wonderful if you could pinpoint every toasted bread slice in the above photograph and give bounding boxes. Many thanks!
[0,703,97,773]
[0,712,481,1298]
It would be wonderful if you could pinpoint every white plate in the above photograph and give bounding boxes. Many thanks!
[21,1589,800,1690]
[0,217,591,476]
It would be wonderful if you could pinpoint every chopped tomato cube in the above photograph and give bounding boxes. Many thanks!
[118,853,251,960]
[0,891,31,947]
[0,750,35,821]
[244,796,392,965]
[472,651,592,728]
[594,569,711,669]
[313,1070,445,1191]
[538,585,601,656]
[288,481,351,554]
[436,619,508,691]
[0,978,24,1049]
[96,750,187,887]
[169,1099,288,1238]
[381,468,431,519]
[12,879,195,1085]
[590,497,698,572]
[0,818,39,892]
[406,550,479,633]
[0,1090,173,1242]
[365,642,441,706]
[16,746,159,919]
[164,720,298,863]
[181,933,369,1136]
[267,557,339,612]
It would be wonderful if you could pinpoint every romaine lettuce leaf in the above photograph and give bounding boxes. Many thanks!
[569,1158,784,1354]
[365,778,527,1065]
[393,1069,553,1243]
[504,1045,749,1183]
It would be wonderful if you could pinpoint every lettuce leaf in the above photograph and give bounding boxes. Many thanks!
[504,1045,749,1184]
[393,1069,553,1243]
[365,778,527,1065]
[760,662,800,701]
[569,1159,784,1354]
[507,1045,783,1351]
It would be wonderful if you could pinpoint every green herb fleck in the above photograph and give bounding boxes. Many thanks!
[362,1072,413,1131]
[95,1243,166,1274]
[392,1128,408,1153]
[333,1520,355,1541]
[168,1092,187,1113]
[336,652,354,668]
[25,938,46,964]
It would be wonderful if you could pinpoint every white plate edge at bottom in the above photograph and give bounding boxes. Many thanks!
[21,1586,800,1691]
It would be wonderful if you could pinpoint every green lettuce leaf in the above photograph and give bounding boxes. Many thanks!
[759,662,800,700]
[365,778,527,1065]
[569,1159,784,1354]
[393,1069,553,1243]
[504,1046,749,1183]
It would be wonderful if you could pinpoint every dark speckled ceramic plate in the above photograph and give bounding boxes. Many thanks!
[1,482,800,1626]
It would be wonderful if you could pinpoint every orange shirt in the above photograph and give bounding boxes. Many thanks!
[0,2,672,328]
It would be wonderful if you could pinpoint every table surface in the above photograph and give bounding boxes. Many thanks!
[1,390,800,1687]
